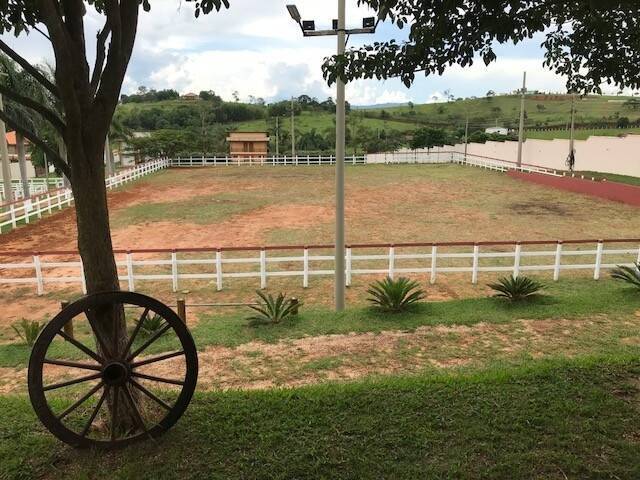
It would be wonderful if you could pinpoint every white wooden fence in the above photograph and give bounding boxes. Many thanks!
[0,177,65,202]
[170,155,366,167]
[1,238,638,295]
[0,159,169,234]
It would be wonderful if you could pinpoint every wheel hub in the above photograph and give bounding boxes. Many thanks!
[102,361,129,386]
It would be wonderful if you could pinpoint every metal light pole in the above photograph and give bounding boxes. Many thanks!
[0,94,12,204]
[275,116,280,157]
[516,71,526,168]
[463,115,469,160]
[286,3,377,312]
[291,97,296,157]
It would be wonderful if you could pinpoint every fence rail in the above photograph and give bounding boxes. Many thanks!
[0,159,169,234]
[1,238,638,295]
[170,155,366,167]
[0,177,65,202]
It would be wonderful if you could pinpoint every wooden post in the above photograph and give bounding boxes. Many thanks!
[177,298,187,324]
[290,297,299,315]
[61,301,74,339]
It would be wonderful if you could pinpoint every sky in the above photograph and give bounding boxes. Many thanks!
[2,1,632,106]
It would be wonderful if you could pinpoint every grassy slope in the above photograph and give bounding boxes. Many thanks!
[1,357,639,479]
[116,94,640,140]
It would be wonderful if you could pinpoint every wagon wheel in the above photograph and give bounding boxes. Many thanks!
[28,292,198,448]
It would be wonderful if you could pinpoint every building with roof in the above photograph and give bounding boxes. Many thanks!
[226,131,270,160]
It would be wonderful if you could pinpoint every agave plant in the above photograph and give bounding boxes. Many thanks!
[611,262,640,289]
[247,291,301,326]
[487,276,544,302]
[12,319,44,347]
[139,313,166,337]
[366,277,426,313]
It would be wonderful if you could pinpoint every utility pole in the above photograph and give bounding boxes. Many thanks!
[16,132,29,198]
[44,153,50,190]
[275,116,280,157]
[0,94,12,204]
[568,93,576,171]
[463,116,469,160]
[334,0,346,311]
[291,97,296,157]
[516,71,526,168]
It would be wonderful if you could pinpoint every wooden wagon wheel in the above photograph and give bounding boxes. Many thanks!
[28,292,198,448]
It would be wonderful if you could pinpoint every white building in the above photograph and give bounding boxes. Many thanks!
[485,127,509,135]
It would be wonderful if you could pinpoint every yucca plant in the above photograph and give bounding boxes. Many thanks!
[366,277,426,313]
[488,276,544,302]
[611,262,640,290]
[247,291,301,326]
[12,319,44,347]
[139,313,166,337]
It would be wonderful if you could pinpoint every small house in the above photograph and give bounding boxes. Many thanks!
[485,127,509,136]
[226,132,270,160]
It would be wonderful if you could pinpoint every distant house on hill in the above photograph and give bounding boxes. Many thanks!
[180,92,199,101]
[485,127,509,135]
[5,131,31,161]
[226,132,269,160]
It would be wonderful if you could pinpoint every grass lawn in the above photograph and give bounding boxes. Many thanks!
[571,171,640,187]
[2,357,640,479]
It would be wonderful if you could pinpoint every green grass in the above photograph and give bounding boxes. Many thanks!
[571,171,640,187]
[527,127,640,140]
[2,357,640,479]
[2,278,636,369]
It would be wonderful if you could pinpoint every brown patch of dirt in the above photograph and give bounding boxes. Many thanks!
[508,201,571,216]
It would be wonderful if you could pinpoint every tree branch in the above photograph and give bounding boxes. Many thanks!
[0,109,70,178]
[0,40,60,98]
[0,84,66,133]
[90,23,111,98]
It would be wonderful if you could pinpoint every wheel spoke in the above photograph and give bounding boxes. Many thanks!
[44,358,102,371]
[81,386,109,438]
[122,307,150,360]
[57,330,103,364]
[43,372,102,392]
[129,379,173,411]
[122,384,151,438]
[131,350,184,369]
[131,371,184,386]
[110,385,119,442]
[58,381,104,420]
[127,324,172,362]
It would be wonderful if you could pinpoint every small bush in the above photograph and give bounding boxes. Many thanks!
[367,277,426,313]
[247,291,301,326]
[488,276,544,302]
[611,262,640,290]
[12,319,44,346]
[139,313,166,337]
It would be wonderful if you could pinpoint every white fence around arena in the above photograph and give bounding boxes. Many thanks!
[0,178,66,202]
[168,151,561,176]
[0,158,169,234]
[1,238,638,295]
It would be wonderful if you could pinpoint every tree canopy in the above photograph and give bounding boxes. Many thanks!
[323,1,640,94]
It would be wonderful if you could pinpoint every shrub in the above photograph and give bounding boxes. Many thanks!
[611,262,640,289]
[139,313,166,337]
[367,277,426,313]
[247,291,301,326]
[12,319,44,346]
[488,276,544,302]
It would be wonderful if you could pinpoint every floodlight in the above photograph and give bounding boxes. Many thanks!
[302,20,316,31]
[363,17,375,28]
[286,4,301,23]
[332,19,338,30]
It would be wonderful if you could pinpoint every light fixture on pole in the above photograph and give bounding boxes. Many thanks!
[286,3,378,312]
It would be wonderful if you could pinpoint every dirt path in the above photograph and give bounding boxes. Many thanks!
[2,313,638,394]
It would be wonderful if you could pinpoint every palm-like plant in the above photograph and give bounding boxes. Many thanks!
[12,319,44,347]
[611,262,640,289]
[487,276,544,302]
[367,277,426,313]
[247,291,301,326]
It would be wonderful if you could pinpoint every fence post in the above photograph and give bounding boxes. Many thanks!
[430,245,437,284]
[553,242,563,281]
[513,243,522,279]
[177,298,187,324]
[61,301,74,339]
[10,204,16,228]
[346,247,352,286]
[472,244,480,284]
[171,251,179,292]
[47,194,52,214]
[637,244,640,265]
[215,249,223,291]
[33,254,44,295]
[260,249,267,289]
[388,246,395,279]
[303,247,309,288]
[126,252,135,291]
[594,240,604,280]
